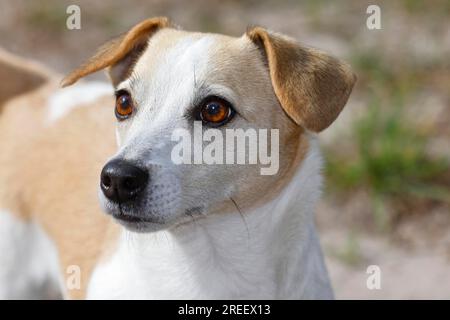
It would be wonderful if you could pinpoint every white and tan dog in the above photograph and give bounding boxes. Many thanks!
[0,17,355,299]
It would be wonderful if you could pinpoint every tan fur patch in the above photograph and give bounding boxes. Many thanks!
[0,82,119,299]
[185,34,310,214]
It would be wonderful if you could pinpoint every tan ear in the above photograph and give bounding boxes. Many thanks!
[247,27,356,132]
[61,17,171,87]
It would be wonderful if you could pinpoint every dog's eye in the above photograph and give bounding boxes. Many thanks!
[115,91,134,120]
[199,97,235,127]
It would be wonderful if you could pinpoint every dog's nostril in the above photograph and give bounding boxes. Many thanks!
[101,175,112,189]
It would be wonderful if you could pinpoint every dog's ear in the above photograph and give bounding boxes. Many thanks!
[61,17,171,87]
[246,27,356,132]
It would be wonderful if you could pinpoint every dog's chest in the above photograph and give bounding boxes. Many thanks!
[86,229,278,299]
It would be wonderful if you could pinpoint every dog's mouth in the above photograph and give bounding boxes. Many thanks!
[111,212,154,223]
[111,200,165,231]
[110,211,166,233]
[106,203,205,233]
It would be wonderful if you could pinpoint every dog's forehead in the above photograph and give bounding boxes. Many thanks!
[145,28,242,64]
[131,28,263,87]
[116,27,280,131]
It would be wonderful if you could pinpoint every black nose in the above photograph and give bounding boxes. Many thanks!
[100,159,148,203]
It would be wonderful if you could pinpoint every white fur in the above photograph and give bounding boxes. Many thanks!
[87,138,333,299]
[0,210,61,299]
[47,81,112,124]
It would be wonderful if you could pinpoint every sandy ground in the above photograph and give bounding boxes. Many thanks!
[323,232,450,299]
[317,196,450,299]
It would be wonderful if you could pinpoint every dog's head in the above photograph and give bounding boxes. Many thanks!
[62,17,356,232]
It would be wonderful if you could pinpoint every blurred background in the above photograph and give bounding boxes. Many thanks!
[0,0,449,298]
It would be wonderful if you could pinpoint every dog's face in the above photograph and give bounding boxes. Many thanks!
[63,17,356,232]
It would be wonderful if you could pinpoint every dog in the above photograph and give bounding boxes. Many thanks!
[0,17,355,299]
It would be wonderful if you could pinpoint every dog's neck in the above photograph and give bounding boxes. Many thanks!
[87,138,333,299]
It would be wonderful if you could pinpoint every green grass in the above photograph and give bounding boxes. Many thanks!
[325,50,450,229]
[332,231,363,267]
[326,96,449,199]
[401,0,450,15]
[326,104,449,228]
[330,102,448,193]
[25,1,68,33]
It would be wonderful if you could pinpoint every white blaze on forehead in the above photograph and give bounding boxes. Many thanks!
[157,35,216,112]
[131,33,217,110]
[152,33,216,80]
[47,81,112,124]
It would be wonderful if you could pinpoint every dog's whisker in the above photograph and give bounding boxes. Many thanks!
[193,64,197,88]
[187,211,200,230]
[230,197,250,243]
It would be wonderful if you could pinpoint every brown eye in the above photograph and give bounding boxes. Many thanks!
[115,91,134,120]
[199,97,235,126]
